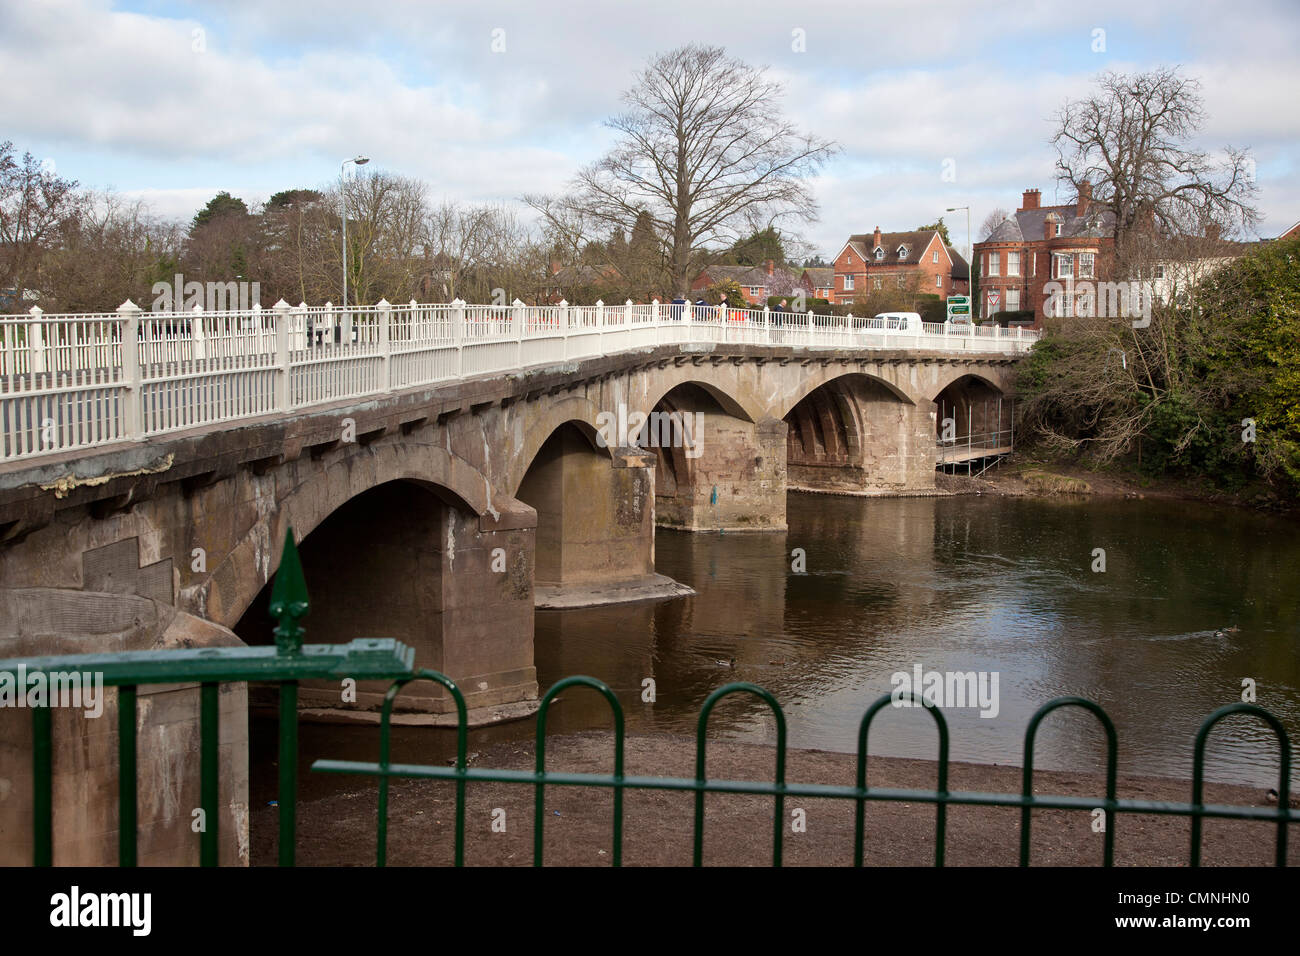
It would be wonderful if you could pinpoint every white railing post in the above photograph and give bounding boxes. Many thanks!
[651,298,660,323]
[596,299,605,352]
[684,298,693,328]
[191,304,207,361]
[27,306,46,376]
[512,298,526,366]
[763,303,770,346]
[339,299,353,347]
[116,299,143,439]
[377,298,392,392]
[296,302,310,347]
[322,301,335,345]
[451,298,465,377]
[624,298,633,326]
[274,299,292,412]
[409,299,420,341]
[559,299,570,359]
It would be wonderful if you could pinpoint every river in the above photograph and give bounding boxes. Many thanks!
[271,492,1300,799]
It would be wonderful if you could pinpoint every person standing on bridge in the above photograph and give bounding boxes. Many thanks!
[671,295,687,320]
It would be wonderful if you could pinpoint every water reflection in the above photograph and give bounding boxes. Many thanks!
[534,494,1300,787]
[277,493,1300,800]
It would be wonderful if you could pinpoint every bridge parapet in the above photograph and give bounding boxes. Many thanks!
[0,299,1036,465]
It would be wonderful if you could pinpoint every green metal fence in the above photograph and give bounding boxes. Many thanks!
[4,528,1296,866]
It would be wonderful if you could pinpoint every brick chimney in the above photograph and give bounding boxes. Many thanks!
[1044,213,1058,241]
[765,259,775,276]
[1076,181,1092,218]
[1021,189,1041,211]
[873,226,882,249]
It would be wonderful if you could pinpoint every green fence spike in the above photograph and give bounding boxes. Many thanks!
[269,527,309,654]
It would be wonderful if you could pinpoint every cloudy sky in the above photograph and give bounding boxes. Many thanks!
[2,0,1297,258]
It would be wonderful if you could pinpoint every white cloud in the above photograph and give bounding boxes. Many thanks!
[1,0,1295,251]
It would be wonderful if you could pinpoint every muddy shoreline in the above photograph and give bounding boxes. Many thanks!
[254,731,1296,866]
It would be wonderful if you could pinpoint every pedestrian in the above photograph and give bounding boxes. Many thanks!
[671,295,687,321]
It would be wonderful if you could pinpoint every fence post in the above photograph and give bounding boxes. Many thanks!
[624,298,633,326]
[409,299,420,341]
[559,299,570,359]
[340,299,353,346]
[651,297,660,323]
[297,302,311,347]
[512,298,526,367]
[763,303,771,345]
[377,298,391,393]
[323,301,335,345]
[117,300,143,439]
[27,306,46,376]
[274,299,291,412]
[192,304,207,361]
[451,298,465,377]
[596,299,604,352]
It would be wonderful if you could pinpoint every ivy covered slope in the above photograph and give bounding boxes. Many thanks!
[1015,239,1300,497]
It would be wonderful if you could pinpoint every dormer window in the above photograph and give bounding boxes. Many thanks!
[874,247,884,260]
[897,245,908,258]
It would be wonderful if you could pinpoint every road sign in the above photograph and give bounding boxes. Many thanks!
[946,295,970,320]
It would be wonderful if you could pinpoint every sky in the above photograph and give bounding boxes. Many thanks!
[1,0,1297,260]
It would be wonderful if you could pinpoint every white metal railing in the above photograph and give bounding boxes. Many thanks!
[0,297,1038,464]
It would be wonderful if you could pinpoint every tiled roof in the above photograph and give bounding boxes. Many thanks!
[801,267,833,286]
[985,203,1117,245]
[947,247,969,280]
[844,230,936,266]
[698,264,800,287]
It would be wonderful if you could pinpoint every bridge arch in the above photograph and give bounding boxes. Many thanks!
[204,441,498,631]
[777,369,914,420]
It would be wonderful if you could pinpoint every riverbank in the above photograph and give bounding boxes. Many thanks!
[938,453,1295,513]
[254,731,1295,866]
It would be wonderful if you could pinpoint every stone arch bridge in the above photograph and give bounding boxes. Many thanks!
[1,336,1016,720]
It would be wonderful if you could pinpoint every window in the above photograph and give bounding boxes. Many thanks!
[932,250,939,263]
[895,276,905,289]
[935,274,943,287]
[897,246,908,258]
[1007,251,1020,276]
[1006,288,1020,311]
[1032,253,1037,277]
[846,252,853,265]
[873,278,881,290]
[843,275,854,291]
[1154,264,1166,279]
[874,247,884,260]
[988,252,1000,276]
[1079,253,1095,278]
[1055,254,1073,278]
[1078,292,1094,316]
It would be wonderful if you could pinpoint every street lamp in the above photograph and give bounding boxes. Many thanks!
[951,208,972,297]
[341,155,370,308]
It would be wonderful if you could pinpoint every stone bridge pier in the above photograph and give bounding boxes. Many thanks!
[0,328,1024,863]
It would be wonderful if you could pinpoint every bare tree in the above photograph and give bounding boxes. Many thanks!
[979,207,1009,241]
[0,142,80,310]
[1052,67,1259,276]
[530,44,837,297]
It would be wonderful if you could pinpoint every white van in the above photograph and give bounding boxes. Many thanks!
[873,311,922,331]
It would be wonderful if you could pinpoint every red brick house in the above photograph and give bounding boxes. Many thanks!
[974,186,1116,326]
[1277,219,1300,241]
[799,267,835,303]
[690,260,800,305]
[831,228,969,304]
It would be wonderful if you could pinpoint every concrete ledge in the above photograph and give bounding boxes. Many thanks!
[788,484,954,498]
[276,699,542,728]
[534,573,695,610]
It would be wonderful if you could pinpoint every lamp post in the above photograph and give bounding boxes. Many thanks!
[341,155,370,308]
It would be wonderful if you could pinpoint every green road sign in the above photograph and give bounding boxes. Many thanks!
[946,295,970,320]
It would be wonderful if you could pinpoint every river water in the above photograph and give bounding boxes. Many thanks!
[274,492,1300,798]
